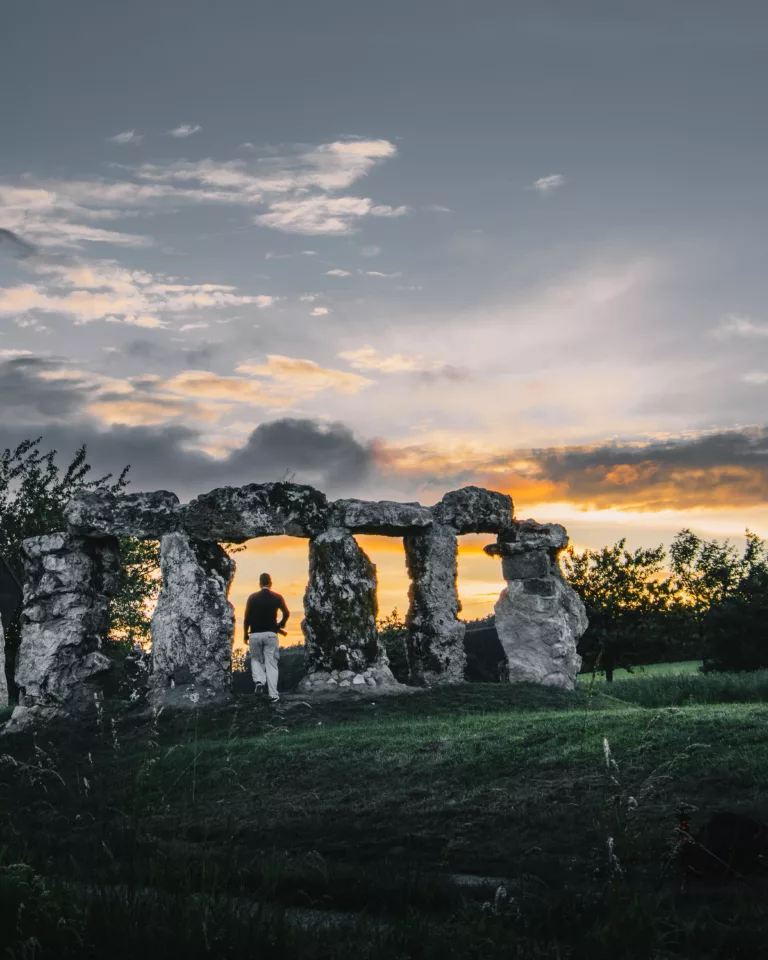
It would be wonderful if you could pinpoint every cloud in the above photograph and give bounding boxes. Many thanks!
[299,293,319,302]
[0,189,153,249]
[0,349,373,432]
[713,314,768,339]
[0,416,376,499]
[423,204,452,213]
[255,196,407,235]
[339,345,463,379]
[0,228,37,260]
[301,250,317,256]
[0,136,404,246]
[531,174,566,193]
[179,323,209,332]
[0,260,275,325]
[108,130,143,145]
[236,354,371,396]
[378,426,768,513]
[742,372,768,385]
[364,270,401,278]
[310,307,329,316]
[138,138,397,199]
[326,269,351,277]
[168,123,202,138]
[0,355,101,422]
[359,246,381,257]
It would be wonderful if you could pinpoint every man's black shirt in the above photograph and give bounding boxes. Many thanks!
[244,588,289,635]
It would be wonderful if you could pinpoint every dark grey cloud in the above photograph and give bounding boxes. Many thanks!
[0,354,375,497]
[520,428,768,510]
[535,428,768,477]
[0,229,37,261]
[0,419,375,501]
[0,356,99,422]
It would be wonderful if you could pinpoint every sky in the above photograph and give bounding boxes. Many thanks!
[3,0,768,639]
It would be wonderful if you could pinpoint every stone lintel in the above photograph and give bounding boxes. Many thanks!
[430,486,514,535]
[329,498,433,535]
[183,482,330,542]
[64,489,181,539]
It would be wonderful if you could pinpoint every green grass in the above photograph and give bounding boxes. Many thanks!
[578,660,704,682]
[2,675,768,957]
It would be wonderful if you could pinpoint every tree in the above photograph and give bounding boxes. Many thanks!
[0,438,158,696]
[561,539,673,681]
[376,608,409,683]
[669,528,768,672]
[106,537,161,651]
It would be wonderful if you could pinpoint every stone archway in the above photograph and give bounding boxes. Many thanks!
[4,482,588,730]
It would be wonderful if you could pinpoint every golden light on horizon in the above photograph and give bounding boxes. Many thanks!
[227,530,508,650]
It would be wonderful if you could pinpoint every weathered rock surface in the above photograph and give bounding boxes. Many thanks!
[494,577,587,689]
[149,533,235,706]
[486,519,569,554]
[184,482,329,542]
[298,528,397,692]
[0,619,7,709]
[404,523,466,685]
[431,486,514,534]
[329,498,433,535]
[5,533,121,730]
[64,489,181,539]
[486,517,587,690]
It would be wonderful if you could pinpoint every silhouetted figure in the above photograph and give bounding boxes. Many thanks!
[679,811,768,880]
[243,572,289,704]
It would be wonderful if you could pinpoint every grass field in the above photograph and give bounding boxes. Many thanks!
[578,660,704,682]
[2,669,768,958]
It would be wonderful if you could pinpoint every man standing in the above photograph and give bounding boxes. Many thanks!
[244,572,290,704]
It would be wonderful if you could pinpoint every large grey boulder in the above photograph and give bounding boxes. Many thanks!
[494,579,587,689]
[404,523,466,685]
[329,498,432,535]
[149,533,235,706]
[431,486,513,534]
[64,489,181,539]
[486,518,587,690]
[5,533,121,730]
[184,482,329,542]
[298,528,397,692]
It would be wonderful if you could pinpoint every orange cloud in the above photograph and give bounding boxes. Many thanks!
[375,428,768,515]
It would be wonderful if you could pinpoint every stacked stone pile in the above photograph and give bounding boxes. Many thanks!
[485,519,587,690]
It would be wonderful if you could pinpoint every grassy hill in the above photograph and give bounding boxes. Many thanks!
[2,671,768,957]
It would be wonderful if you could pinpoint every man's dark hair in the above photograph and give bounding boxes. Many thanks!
[259,572,272,588]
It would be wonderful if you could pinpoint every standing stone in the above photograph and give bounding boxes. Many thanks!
[298,528,396,692]
[404,523,466,685]
[485,520,587,690]
[149,533,235,706]
[6,533,121,730]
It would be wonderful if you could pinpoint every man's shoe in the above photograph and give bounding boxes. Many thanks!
[269,697,280,705]
[254,683,265,695]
